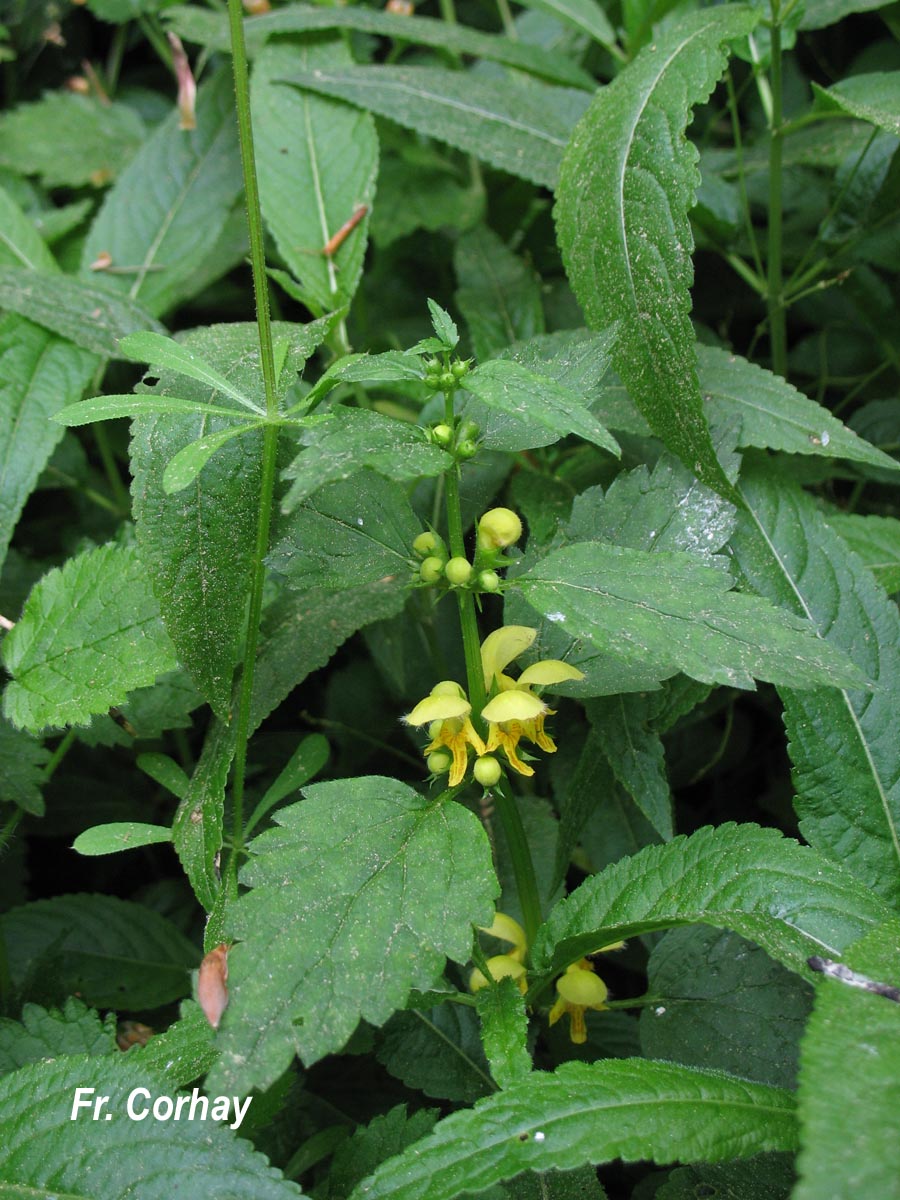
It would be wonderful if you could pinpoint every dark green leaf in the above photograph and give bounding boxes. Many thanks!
[518,0,616,48]
[245,733,330,835]
[280,65,589,189]
[827,511,900,592]
[377,1003,493,1103]
[0,715,48,815]
[455,225,545,362]
[348,1059,797,1200]
[0,999,116,1075]
[2,543,178,733]
[813,73,900,137]
[207,777,497,1091]
[0,183,58,272]
[585,696,673,840]
[129,1000,218,1088]
[730,463,900,904]
[657,1155,794,1200]
[530,822,890,982]
[329,1106,439,1200]
[800,1,892,30]
[476,976,532,1089]
[173,717,235,913]
[556,7,760,498]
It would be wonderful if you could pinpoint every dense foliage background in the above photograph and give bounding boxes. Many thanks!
[1,0,899,1197]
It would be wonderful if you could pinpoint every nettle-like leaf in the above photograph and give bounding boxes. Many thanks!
[0,1054,300,1199]
[475,975,531,1089]
[0,999,116,1075]
[556,5,760,498]
[794,920,900,1200]
[207,777,497,1095]
[657,1156,795,1200]
[2,543,178,732]
[518,0,617,49]
[515,540,865,691]
[585,696,672,840]
[798,0,887,28]
[329,1105,439,1200]
[81,70,242,318]
[377,1003,493,1103]
[0,183,58,272]
[279,64,590,190]
[0,716,48,815]
[0,893,197,1010]
[827,511,900,593]
[454,225,545,363]
[348,1060,797,1200]
[253,39,378,318]
[530,823,891,983]
[173,717,235,914]
[129,1000,218,1088]
[813,73,900,136]
[640,925,812,1089]
[731,463,900,904]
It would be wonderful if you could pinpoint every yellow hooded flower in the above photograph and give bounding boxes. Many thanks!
[548,960,609,1044]
[404,681,486,786]
[469,911,529,993]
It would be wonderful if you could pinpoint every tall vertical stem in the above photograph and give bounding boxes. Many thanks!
[767,11,786,378]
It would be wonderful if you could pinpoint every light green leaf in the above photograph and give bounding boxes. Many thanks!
[640,925,812,1088]
[799,0,890,29]
[463,359,620,455]
[280,407,451,511]
[292,350,426,413]
[454,225,545,363]
[827,511,900,593]
[172,717,235,913]
[162,422,264,494]
[0,1055,302,1198]
[56,393,252,426]
[207,776,497,1092]
[585,696,673,840]
[129,1000,218,1088]
[0,92,145,188]
[530,822,891,982]
[0,717,48,816]
[119,331,263,412]
[515,540,866,692]
[476,976,532,1089]
[0,317,96,573]
[730,463,900,904]
[280,65,590,190]
[0,999,116,1075]
[270,473,421,591]
[698,344,900,470]
[518,0,617,49]
[427,299,459,350]
[87,0,164,20]
[348,1059,797,1200]
[794,920,900,1200]
[377,1004,493,1103]
[73,822,172,856]
[0,183,57,272]
[167,2,593,88]
[137,751,190,800]
[245,733,330,836]
[813,72,900,137]
[253,40,378,318]
[0,894,198,1010]
[556,6,760,498]
[82,71,242,318]
[2,543,178,733]
[0,267,165,357]
[130,324,273,718]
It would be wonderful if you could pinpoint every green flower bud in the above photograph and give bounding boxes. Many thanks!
[451,358,471,380]
[420,556,445,583]
[478,507,523,550]
[431,423,454,447]
[424,357,442,378]
[428,749,453,775]
[456,439,478,460]
[439,371,456,390]
[412,530,441,558]
[474,755,502,786]
[424,375,443,391]
[444,556,473,586]
[478,569,501,593]
[456,418,480,443]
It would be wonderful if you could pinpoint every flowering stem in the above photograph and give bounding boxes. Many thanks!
[494,777,543,948]
[767,5,786,377]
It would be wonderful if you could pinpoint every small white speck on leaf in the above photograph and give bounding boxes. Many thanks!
[654,1006,666,1016]
[547,611,566,623]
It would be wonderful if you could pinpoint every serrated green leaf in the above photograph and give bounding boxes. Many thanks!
[119,331,263,412]
[827,511,900,592]
[56,393,252,426]
[270,473,420,592]
[79,666,203,748]
[167,3,593,89]
[73,822,172,856]
[348,1059,797,1200]
[515,540,866,692]
[555,6,760,498]
[454,225,545,363]
[730,463,900,903]
[0,717,48,816]
[799,0,891,30]
[81,71,242,318]
[657,1155,794,1200]
[254,40,378,318]
[530,822,891,982]
[130,1000,218,1087]
[280,407,450,511]
[130,324,270,719]
[173,717,234,913]
[208,777,497,1092]
[0,267,165,357]
[0,894,198,1010]
[246,734,330,836]
[698,344,900,470]
[640,926,812,1088]
[427,299,459,350]
[0,1054,301,1198]
[476,976,532,1089]
[0,92,145,188]
[0,183,57,272]
[377,1004,494,1103]
[813,72,900,137]
[585,696,673,840]
[794,920,900,1200]
[162,422,264,494]
[1,543,178,733]
[329,1106,439,1200]
[280,65,589,190]
[0,999,116,1075]
[463,359,620,455]
[372,155,483,248]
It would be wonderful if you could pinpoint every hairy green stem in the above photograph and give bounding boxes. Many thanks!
[494,778,543,948]
[767,12,786,377]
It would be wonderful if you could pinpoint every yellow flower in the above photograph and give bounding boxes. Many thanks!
[479,627,584,777]
[469,911,529,993]
[404,681,486,786]
[548,960,608,1044]
[479,912,527,962]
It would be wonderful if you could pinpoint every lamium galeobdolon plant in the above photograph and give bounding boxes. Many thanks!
[2,0,900,1198]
